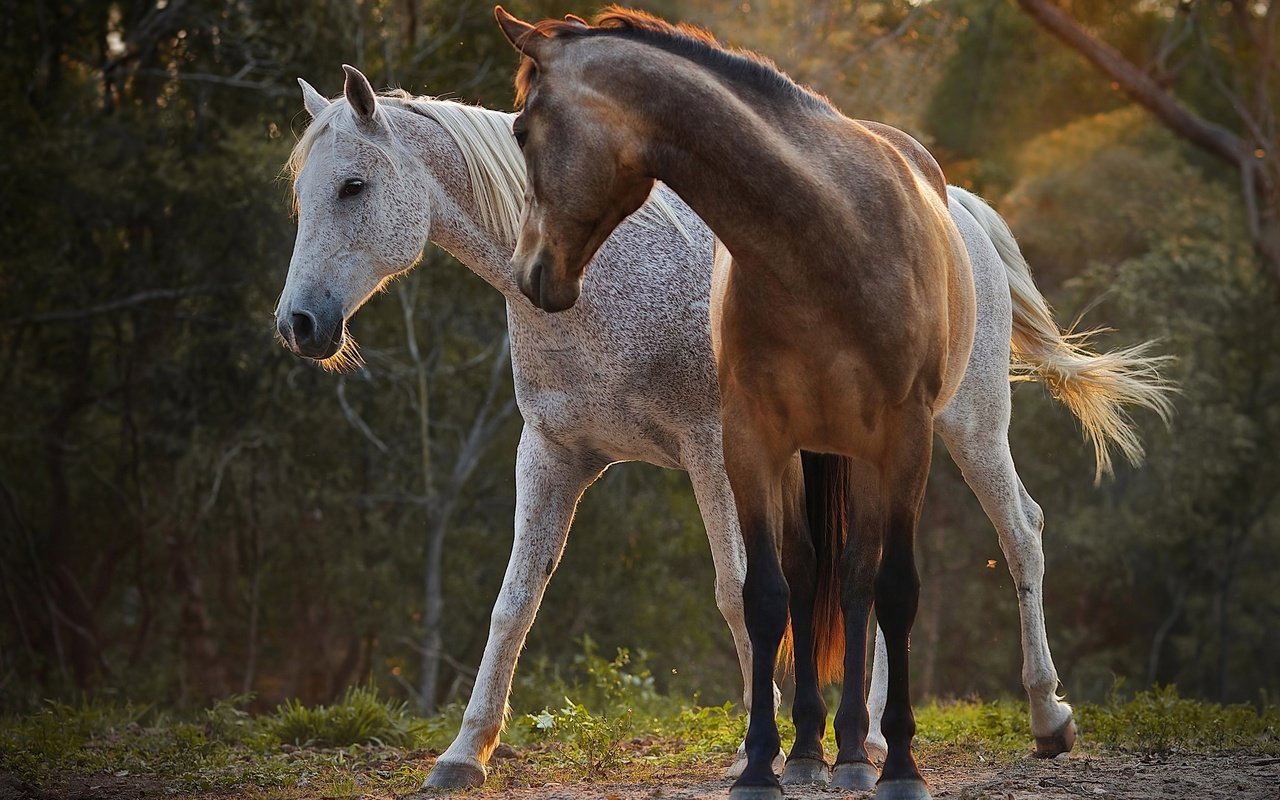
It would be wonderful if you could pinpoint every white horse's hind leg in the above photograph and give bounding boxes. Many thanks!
[684,441,783,777]
[901,191,1075,757]
[864,626,890,763]
[936,404,1076,756]
[423,426,604,789]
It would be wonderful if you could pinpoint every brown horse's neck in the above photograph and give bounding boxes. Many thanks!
[597,44,844,265]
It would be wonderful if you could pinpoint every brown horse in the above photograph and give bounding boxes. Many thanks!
[494,8,976,800]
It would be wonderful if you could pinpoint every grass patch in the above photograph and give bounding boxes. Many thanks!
[268,684,427,748]
[1078,684,1280,754]
[1,671,1275,796]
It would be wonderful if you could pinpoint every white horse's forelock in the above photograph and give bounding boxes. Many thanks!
[286,91,691,247]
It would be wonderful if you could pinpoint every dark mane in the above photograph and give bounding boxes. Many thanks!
[513,6,834,114]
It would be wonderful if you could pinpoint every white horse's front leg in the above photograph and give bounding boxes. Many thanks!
[423,426,604,789]
[684,441,783,778]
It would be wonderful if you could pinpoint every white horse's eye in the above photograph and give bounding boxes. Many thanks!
[339,178,365,198]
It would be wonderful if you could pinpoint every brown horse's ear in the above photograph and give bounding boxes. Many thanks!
[563,13,588,27]
[494,6,547,59]
[342,64,378,123]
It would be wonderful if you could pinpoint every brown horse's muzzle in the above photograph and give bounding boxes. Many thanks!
[514,253,583,313]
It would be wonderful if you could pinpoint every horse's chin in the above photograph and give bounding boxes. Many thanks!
[313,324,364,373]
[315,345,363,373]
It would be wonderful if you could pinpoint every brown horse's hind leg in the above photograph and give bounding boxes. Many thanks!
[722,410,792,800]
[780,454,830,785]
[831,458,882,792]
[873,406,934,800]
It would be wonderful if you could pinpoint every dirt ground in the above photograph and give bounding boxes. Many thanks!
[459,751,1280,800]
[6,750,1278,800]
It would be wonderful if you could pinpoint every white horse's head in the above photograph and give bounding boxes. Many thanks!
[277,66,432,366]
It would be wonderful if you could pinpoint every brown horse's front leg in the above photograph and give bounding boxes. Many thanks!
[721,407,791,800]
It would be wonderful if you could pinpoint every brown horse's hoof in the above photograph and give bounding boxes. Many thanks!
[728,785,783,800]
[831,760,879,791]
[780,756,830,785]
[1034,716,1078,758]
[421,759,486,790]
[875,778,931,800]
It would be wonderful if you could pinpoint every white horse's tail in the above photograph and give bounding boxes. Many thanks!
[948,186,1176,482]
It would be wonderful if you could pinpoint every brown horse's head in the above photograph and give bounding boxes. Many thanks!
[495,7,656,312]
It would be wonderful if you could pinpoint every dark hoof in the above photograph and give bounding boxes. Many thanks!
[422,759,486,790]
[728,784,783,800]
[875,778,931,800]
[831,760,879,791]
[1034,716,1078,758]
[781,756,830,785]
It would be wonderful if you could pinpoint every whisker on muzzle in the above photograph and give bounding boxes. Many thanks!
[316,329,364,374]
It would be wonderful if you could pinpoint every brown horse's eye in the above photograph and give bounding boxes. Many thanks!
[339,179,365,198]
[513,128,528,149]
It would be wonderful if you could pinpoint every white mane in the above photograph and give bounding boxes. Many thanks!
[287,92,691,247]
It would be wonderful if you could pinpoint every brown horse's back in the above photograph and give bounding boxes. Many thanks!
[855,120,949,205]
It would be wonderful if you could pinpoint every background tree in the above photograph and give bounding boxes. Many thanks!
[1,0,1276,716]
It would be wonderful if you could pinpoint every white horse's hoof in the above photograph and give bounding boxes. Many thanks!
[726,746,785,778]
[422,759,486,789]
[780,756,829,785]
[875,778,931,800]
[832,760,879,791]
[864,732,888,763]
[1034,716,1077,758]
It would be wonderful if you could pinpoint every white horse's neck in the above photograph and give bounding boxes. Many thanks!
[391,104,523,300]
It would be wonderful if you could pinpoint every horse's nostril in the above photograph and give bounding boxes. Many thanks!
[291,310,316,342]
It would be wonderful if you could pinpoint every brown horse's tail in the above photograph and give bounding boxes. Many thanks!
[778,451,849,685]
[948,187,1177,482]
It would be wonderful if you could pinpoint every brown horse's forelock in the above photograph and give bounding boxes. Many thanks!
[511,6,832,113]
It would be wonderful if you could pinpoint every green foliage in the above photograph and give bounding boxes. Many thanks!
[268,684,428,748]
[915,699,1032,757]
[515,637,673,720]
[1,0,1276,740]
[524,699,636,778]
[1080,685,1280,755]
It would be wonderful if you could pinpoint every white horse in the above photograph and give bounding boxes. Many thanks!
[276,66,1172,789]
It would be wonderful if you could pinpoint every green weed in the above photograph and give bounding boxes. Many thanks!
[267,683,428,748]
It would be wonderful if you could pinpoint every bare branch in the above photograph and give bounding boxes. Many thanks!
[5,286,231,326]
[336,378,392,455]
[1016,0,1249,165]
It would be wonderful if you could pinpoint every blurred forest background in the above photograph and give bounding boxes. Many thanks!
[1,0,1277,722]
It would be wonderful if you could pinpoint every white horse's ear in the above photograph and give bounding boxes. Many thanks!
[342,64,378,123]
[494,5,547,60]
[563,13,588,28]
[298,78,330,119]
